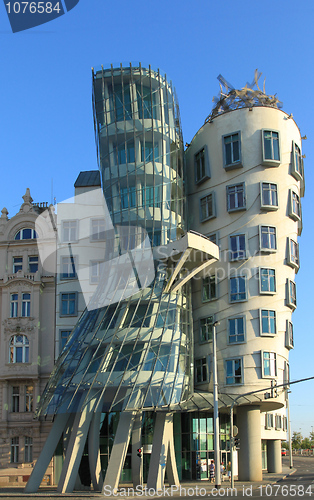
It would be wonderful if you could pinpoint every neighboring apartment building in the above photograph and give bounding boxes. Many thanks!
[0,189,55,485]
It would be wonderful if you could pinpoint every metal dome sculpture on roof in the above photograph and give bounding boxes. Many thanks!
[205,69,283,123]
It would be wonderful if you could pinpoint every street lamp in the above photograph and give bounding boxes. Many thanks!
[212,320,221,488]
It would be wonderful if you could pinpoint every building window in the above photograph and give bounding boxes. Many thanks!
[287,279,297,309]
[62,220,78,243]
[24,436,33,462]
[194,147,210,184]
[13,257,23,273]
[12,386,20,412]
[262,351,277,377]
[10,437,19,463]
[25,385,33,412]
[21,293,31,317]
[28,256,38,273]
[117,141,135,164]
[9,335,29,363]
[141,141,159,163]
[291,141,303,180]
[195,358,209,384]
[226,358,243,385]
[137,85,157,120]
[260,310,276,335]
[207,232,218,245]
[10,293,18,318]
[289,190,301,221]
[91,219,106,241]
[223,132,241,169]
[260,268,276,294]
[261,182,278,210]
[275,415,282,430]
[229,234,246,260]
[60,293,77,316]
[120,186,136,209]
[287,238,299,269]
[286,321,294,349]
[229,276,247,302]
[227,183,245,212]
[228,317,245,344]
[199,316,213,342]
[283,416,288,431]
[260,226,277,251]
[262,130,280,164]
[60,256,77,279]
[112,84,132,121]
[200,193,215,221]
[142,185,162,208]
[90,260,104,284]
[265,413,274,429]
[14,228,37,240]
[60,330,71,350]
[202,276,216,301]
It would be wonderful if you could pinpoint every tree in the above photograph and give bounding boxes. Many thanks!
[292,431,302,449]
[301,437,311,449]
[281,441,289,449]
[310,430,314,445]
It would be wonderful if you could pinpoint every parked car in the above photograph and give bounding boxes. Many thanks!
[281,448,287,456]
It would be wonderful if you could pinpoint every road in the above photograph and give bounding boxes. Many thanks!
[0,457,313,499]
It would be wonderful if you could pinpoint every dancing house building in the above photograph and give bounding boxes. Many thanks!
[25,67,304,491]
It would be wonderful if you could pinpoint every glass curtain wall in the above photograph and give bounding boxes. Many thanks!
[35,64,192,420]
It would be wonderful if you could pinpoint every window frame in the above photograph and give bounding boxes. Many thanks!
[259,225,277,253]
[291,141,303,181]
[229,233,247,261]
[60,255,77,280]
[28,255,38,273]
[260,181,279,210]
[228,316,246,345]
[90,260,105,284]
[265,413,274,429]
[259,267,276,295]
[285,320,294,350]
[199,315,214,343]
[202,275,217,302]
[10,293,18,318]
[25,385,33,412]
[194,145,210,184]
[14,228,37,240]
[90,218,106,242]
[262,129,281,166]
[289,190,301,221]
[13,256,23,273]
[229,275,247,303]
[287,237,300,270]
[60,330,72,350]
[286,279,297,310]
[9,335,29,364]
[61,220,79,243]
[225,357,243,385]
[21,293,31,318]
[223,131,242,170]
[199,192,216,222]
[10,437,19,463]
[60,292,78,317]
[226,182,246,212]
[12,386,20,412]
[261,351,277,378]
[24,436,33,463]
[195,356,210,384]
[259,309,276,336]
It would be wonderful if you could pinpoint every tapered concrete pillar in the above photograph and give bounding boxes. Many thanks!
[147,412,179,490]
[25,412,70,492]
[267,439,282,473]
[132,412,143,487]
[57,396,97,493]
[88,410,103,492]
[103,411,136,492]
[237,405,262,482]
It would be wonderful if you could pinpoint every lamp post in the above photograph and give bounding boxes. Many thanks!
[212,320,221,488]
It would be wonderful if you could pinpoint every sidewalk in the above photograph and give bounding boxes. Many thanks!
[0,467,296,498]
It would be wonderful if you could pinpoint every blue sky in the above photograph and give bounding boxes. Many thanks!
[1,0,313,437]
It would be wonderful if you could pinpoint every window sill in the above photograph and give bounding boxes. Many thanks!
[262,159,281,167]
[286,301,297,311]
[260,248,277,254]
[260,205,279,211]
[200,215,216,223]
[224,162,243,171]
[260,291,277,295]
[260,333,276,337]
[289,212,301,222]
[291,170,303,182]
[229,298,248,303]
[227,207,246,213]
[195,174,211,185]
[286,260,300,272]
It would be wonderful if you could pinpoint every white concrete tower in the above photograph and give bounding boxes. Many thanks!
[185,74,305,481]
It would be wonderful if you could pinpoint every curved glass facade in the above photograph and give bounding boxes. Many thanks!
[36,64,193,419]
